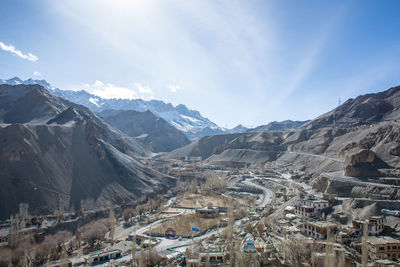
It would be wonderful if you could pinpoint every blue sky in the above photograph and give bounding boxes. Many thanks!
[1,0,400,128]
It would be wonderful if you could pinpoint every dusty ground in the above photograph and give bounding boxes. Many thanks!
[149,213,225,236]
[177,193,229,208]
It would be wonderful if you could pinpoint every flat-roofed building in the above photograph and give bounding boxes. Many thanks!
[86,249,122,265]
[186,250,226,266]
[352,216,385,236]
[295,199,329,218]
[301,221,338,239]
[195,206,219,218]
[368,236,400,260]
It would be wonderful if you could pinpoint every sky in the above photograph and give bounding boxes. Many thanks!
[1,0,400,128]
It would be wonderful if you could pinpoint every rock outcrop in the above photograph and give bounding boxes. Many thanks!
[344,149,381,177]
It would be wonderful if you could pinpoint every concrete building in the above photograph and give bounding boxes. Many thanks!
[301,221,338,239]
[368,236,400,260]
[195,206,219,218]
[86,249,122,265]
[352,216,385,236]
[295,199,329,218]
[186,251,226,266]
[184,156,203,162]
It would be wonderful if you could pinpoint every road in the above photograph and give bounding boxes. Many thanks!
[288,151,343,163]
[322,171,400,188]
[242,177,274,207]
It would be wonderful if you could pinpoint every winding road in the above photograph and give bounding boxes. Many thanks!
[242,178,274,207]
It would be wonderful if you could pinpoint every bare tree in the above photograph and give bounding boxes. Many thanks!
[79,220,107,247]
[190,180,198,194]
[146,248,162,266]
[123,208,135,225]
[256,222,264,238]
[0,247,12,267]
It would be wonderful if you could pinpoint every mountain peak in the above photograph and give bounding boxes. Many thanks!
[1,77,224,140]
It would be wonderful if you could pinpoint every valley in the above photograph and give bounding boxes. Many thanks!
[0,83,400,267]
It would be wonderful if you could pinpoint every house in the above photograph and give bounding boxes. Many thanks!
[195,206,219,218]
[368,236,400,260]
[165,227,177,238]
[199,252,225,265]
[186,249,226,266]
[86,249,122,265]
[295,199,329,218]
[352,216,385,236]
[301,221,338,239]
[185,156,203,162]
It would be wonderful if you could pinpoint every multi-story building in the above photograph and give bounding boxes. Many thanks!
[368,236,400,260]
[295,199,329,218]
[301,221,338,239]
[352,216,385,236]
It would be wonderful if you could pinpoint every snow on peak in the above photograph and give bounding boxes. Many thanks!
[1,77,225,139]
[89,97,100,107]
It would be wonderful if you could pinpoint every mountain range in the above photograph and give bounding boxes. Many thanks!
[165,85,400,177]
[98,109,191,152]
[0,77,249,139]
[1,78,400,219]
[0,83,175,219]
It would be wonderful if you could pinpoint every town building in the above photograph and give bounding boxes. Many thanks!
[195,206,219,218]
[352,216,385,236]
[86,249,122,265]
[301,221,338,239]
[368,236,400,260]
[295,199,330,218]
[186,248,226,266]
[165,227,177,238]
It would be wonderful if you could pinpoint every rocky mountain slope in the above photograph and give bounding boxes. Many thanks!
[304,86,400,129]
[0,84,175,219]
[98,109,190,152]
[250,120,309,132]
[0,77,237,139]
[165,85,400,177]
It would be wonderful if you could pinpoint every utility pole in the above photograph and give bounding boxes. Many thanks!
[362,221,368,267]
[132,226,137,267]
[109,207,116,244]
[333,98,341,129]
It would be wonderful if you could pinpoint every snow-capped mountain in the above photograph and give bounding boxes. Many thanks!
[0,77,244,139]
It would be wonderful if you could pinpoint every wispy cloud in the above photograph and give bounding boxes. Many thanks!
[33,71,41,76]
[0,41,38,61]
[267,4,349,111]
[168,84,180,93]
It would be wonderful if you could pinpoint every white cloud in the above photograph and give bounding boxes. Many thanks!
[79,80,138,99]
[33,71,41,76]
[134,83,154,95]
[0,41,38,61]
[72,80,156,100]
[168,84,180,93]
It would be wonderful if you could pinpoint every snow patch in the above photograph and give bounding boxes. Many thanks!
[89,97,100,107]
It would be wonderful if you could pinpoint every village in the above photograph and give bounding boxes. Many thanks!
[1,157,400,267]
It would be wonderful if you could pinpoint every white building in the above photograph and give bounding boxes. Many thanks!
[301,221,338,240]
[295,199,329,218]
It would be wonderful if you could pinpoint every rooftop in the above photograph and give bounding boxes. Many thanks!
[368,236,400,245]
